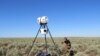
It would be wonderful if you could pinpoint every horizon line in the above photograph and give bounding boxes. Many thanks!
[0,36,100,38]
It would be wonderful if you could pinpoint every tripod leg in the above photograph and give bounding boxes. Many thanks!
[46,25,56,46]
[45,34,48,55]
[27,25,42,56]
[46,25,60,56]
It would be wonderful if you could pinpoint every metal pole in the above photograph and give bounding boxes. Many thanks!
[45,34,48,55]
[43,24,48,55]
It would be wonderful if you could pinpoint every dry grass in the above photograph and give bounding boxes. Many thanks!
[0,37,100,56]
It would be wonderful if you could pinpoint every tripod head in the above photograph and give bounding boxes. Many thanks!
[37,16,48,25]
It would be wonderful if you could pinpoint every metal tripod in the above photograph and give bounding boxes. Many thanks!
[27,24,61,56]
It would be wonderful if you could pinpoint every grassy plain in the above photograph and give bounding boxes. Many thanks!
[0,37,100,56]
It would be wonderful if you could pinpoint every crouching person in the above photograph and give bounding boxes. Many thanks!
[61,37,72,56]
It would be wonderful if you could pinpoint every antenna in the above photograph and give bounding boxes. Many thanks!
[27,16,61,56]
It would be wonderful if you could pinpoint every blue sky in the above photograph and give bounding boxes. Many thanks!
[0,0,100,37]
